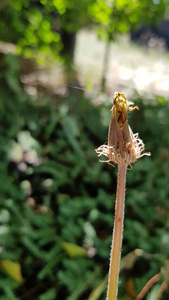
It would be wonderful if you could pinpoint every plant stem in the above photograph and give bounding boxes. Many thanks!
[107,164,127,300]
[136,272,161,300]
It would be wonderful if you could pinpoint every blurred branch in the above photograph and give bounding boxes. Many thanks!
[155,260,169,300]
[120,249,162,271]
[136,272,161,300]
[155,281,167,300]
[0,41,16,55]
[136,260,169,300]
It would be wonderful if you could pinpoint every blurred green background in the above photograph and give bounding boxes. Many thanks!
[0,0,169,299]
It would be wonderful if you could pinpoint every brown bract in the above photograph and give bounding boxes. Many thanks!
[96,92,150,166]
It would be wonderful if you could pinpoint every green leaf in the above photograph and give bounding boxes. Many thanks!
[61,241,87,257]
[0,260,23,283]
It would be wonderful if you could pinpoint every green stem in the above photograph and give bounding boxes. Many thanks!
[107,164,127,300]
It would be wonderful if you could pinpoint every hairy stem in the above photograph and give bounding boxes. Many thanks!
[107,164,127,300]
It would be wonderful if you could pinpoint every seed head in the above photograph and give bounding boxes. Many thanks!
[96,92,150,166]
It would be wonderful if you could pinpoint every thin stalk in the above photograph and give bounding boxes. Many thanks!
[107,164,127,300]
[136,272,161,300]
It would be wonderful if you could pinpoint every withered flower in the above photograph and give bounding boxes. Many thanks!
[96,92,150,166]
[95,92,151,300]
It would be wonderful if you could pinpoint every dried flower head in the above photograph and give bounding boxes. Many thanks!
[96,92,150,166]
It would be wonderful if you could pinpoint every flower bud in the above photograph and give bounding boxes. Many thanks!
[96,92,150,166]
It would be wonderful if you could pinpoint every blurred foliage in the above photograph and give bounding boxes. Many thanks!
[0,53,169,299]
[0,0,168,61]
[0,0,169,299]
[89,0,166,39]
